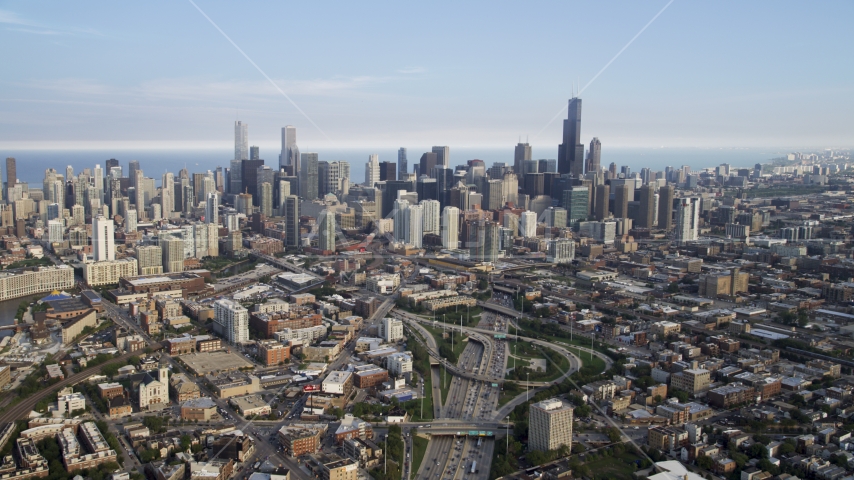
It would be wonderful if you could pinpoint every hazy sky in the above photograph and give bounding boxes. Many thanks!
[1,1,852,152]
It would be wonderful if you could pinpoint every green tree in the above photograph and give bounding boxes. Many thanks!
[696,455,713,470]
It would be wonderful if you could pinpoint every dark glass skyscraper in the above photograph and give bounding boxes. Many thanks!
[558,97,584,177]
[398,148,407,178]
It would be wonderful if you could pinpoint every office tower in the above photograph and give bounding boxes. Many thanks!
[379,161,396,182]
[519,211,537,238]
[419,152,438,179]
[125,209,137,234]
[317,210,336,252]
[658,185,674,230]
[92,215,116,261]
[420,199,440,235]
[317,161,330,196]
[69,204,83,226]
[105,158,119,174]
[234,121,249,161]
[133,170,144,209]
[136,245,163,275]
[46,203,60,221]
[277,179,291,214]
[214,299,249,344]
[250,146,260,161]
[161,237,184,272]
[558,97,584,177]
[397,148,407,178]
[608,162,617,179]
[613,184,630,219]
[284,195,300,247]
[563,186,589,227]
[280,126,297,172]
[161,172,174,219]
[543,207,567,228]
[239,159,264,202]
[229,159,242,194]
[594,184,610,221]
[128,160,139,187]
[503,212,519,234]
[538,159,557,174]
[587,137,601,173]
[182,182,194,215]
[4,157,15,192]
[501,172,519,207]
[441,206,460,249]
[259,182,273,217]
[235,192,253,216]
[214,166,224,192]
[675,197,700,243]
[637,184,656,229]
[206,192,219,225]
[365,154,380,187]
[299,153,319,200]
[481,179,501,211]
[524,173,544,197]
[431,146,449,168]
[448,182,469,211]
[513,142,532,174]
[529,398,574,452]
[47,220,64,245]
[416,176,437,202]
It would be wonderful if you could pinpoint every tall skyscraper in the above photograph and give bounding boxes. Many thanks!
[501,172,519,207]
[214,299,249,344]
[563,186,589,227]
[558,97,584,177]
[675,197,700,243]
[234,121,249,161]
[161,237,185,272]
[392,199,409,244]
[125,209,137,234]
[259,182,273,217]
[365,155,380,188]
[299,153,319,200]
[613,183,630,219]
[280,126,297,171]
[284,195,300,247]
[92,215,116,261]
[419,152,438,179]
[128,161,139,186]
[105,158,119,173]
[397,148,407,178]
[529,398,574,452]
[5,157,16,189]
[379,161,396,182]
[420,199,440,236]
[161,172,174,219]
[658,185,675,230]
[519,210,537,238]
[483,179,503,210]
[249,146,260,161]
[513,142,532,174]
[441,206,460,249]
[318,210,336,252]
[206,192,219,225]
[637,184,656,229]
[586,137,601,173]
[431,146,449,168]
[404,204,424,248]
[594,184,610,221]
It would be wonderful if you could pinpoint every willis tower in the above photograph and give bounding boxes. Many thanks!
[558,97,584,177]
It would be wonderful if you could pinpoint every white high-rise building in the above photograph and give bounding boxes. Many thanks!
[502,172,519,206]
[520,210,537,238]
[529,398,574,452]
[365,154,380,187]
[234,121,248,161]
[136,245,163,275]
[161,172,174,219]
[420,199,440,236]
[92,215,115,261]
[675,197,701,243]
[214,299,249,344]
[318,210,336,252]
[379,317,404,343]
[393,199,409,244]
[546,238,575,264]
[125,209,137,234]
[405,203,424,248]
[205,192,219,225]
[225,213,240,233]
[47,220,64,245]
[441,206,460,249]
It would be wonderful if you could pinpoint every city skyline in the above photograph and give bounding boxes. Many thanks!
[1,2,852,150]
